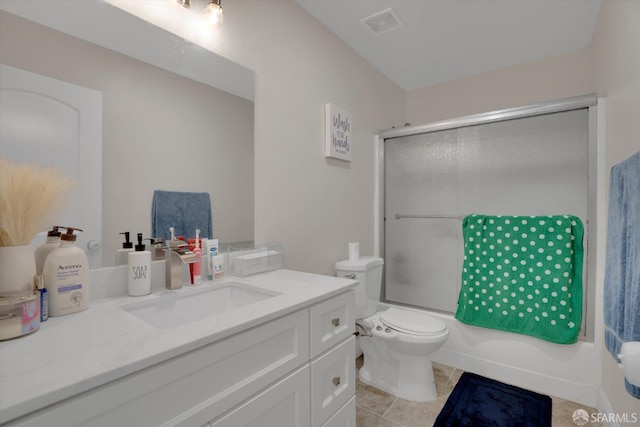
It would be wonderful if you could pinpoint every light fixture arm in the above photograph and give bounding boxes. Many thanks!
[205,0,224,25]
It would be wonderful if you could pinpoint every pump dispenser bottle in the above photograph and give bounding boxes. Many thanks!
[34,226,62,275]
[128,233,151,296]
[116,232,133,265]
[42,227,90,317]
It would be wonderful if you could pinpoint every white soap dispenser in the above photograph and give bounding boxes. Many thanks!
[116,231,133,265]
[43,227,90,317]
[128,233,151,296]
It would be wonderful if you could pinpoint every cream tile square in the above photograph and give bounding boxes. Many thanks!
[356,406,405,427]
[356,380,398,416]
[383,396,448,427]
[551,396,602,427]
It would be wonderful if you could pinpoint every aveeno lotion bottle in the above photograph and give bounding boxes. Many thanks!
[43,227,90,316]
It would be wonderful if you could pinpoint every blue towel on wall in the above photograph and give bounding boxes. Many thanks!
[604,151,640,399]
[151,190,212,240]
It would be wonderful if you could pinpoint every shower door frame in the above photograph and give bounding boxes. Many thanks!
[374,93,599,341]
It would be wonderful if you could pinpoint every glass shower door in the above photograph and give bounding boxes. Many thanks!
[383,129,462,313]
[383,108,589,315]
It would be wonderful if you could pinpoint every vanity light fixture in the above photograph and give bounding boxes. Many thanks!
[204,0,223,25]
[174,0,190,8]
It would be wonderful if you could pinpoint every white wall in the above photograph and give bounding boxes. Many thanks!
[591,0,640,417]
[211,0,406,276]
[406,47,594,125]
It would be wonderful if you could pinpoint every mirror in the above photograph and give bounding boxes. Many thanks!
[0,1,254,268]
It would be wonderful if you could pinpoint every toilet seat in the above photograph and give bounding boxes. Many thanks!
[379,307,447,336]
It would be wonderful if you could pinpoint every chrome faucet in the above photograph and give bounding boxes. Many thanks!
[165,240,198,290]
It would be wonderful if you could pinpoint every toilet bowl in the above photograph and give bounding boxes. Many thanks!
[357,307,449,402]
[336,257,449,402]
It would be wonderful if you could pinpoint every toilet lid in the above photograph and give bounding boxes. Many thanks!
[379,307,447,335]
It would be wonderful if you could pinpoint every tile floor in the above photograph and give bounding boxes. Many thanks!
[355,356,602,427]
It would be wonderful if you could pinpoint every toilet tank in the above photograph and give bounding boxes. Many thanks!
[335,256,384,318]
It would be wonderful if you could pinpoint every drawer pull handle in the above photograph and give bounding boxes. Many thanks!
[332,376,341,387]
[331,317,340,327]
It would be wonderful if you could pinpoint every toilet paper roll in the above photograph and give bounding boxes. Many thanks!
[349,242,359,261]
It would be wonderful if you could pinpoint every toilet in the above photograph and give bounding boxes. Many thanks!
[336,256,449,402]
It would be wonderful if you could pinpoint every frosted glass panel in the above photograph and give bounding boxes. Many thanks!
[384,129,461,312]
[457,110,589,216]
[385,129,458,214]
[384,109,589,313]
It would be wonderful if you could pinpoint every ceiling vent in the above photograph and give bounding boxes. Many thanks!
[360,8,404,36]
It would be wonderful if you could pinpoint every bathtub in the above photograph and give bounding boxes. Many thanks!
[376,302,602,407]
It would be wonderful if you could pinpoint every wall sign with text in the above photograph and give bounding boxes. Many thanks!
[324,103,352,162]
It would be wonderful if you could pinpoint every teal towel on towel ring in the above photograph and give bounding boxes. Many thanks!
[455,214,584,344]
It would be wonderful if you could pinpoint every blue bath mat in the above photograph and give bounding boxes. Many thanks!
[434,372,551,427]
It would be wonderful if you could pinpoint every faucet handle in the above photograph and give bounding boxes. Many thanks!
[179,251,198,264]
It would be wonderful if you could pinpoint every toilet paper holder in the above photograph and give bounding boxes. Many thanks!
[618,341,640,387]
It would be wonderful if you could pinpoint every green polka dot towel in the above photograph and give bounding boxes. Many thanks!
[455,214,584,344]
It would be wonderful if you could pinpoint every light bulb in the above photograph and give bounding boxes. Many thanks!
[204,1,223,25]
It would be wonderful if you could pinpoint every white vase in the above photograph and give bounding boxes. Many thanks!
[0,245,36,297]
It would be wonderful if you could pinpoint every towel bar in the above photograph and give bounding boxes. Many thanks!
[394,214,464,220]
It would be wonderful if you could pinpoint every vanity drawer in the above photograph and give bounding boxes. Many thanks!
[309,291,355,358]
[8,309,309,427]
[321,396,355,427]
[208,365,310,427]
[310,336,356,427]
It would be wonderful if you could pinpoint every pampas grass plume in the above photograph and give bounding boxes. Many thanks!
[0,157,75,246]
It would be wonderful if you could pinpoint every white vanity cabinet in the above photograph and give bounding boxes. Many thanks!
[5,290,356,427]
[205,290,356,427]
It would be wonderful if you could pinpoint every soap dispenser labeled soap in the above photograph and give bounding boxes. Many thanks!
[128,233,151,296]
[42,227,90,317]
[116,232,133,265]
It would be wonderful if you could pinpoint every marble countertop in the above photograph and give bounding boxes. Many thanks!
[0,268,357,424]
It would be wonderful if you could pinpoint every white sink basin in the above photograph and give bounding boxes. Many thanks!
[122,282,280,329]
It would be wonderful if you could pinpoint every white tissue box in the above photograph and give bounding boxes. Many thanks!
[229,244,284,277]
